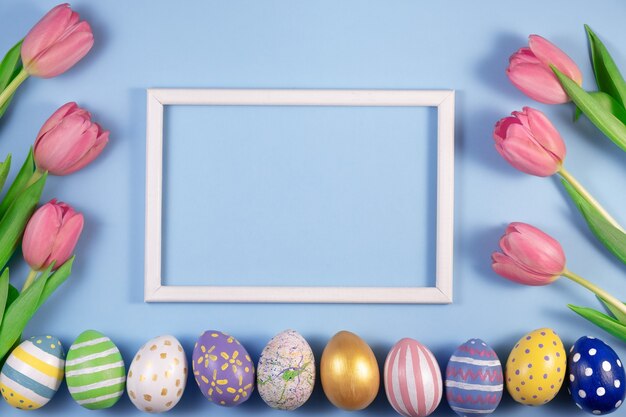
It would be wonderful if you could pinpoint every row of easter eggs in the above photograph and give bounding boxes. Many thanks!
[0,328,624,415]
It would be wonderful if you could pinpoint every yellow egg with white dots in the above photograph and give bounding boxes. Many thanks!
[505,328,566,406]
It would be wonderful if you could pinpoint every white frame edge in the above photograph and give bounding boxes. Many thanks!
[145,89,455,303]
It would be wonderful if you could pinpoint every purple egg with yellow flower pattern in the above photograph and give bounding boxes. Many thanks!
[192,331,255,406]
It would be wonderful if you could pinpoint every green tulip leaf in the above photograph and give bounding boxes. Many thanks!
[574,91,626,125]
[0,269,9,326]
[561,177,626,265]
[0,171,46,271]
[553,66,626,152]
[0,148,36,219]
[585,25,626,109]
[569,304,626,342]
[596,295,626,325]
[38,256,74,308]
[0,265,50,359]
[0,40,23,118]
[6,285,18,309]
[0,154,11,197]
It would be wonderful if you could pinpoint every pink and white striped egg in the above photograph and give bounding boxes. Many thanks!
[384,338,442,417]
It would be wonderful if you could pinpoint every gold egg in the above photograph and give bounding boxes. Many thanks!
[320,330,380,410]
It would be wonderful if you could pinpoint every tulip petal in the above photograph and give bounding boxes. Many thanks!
[509,47,542,66]
[529,34,583,84]
[493,116,520,143]
[500,228,566,275]
[62,130,109,175]
[27,27,94,78]
[42,125,99,175]
[496,130,561,176]
[500,222,565,275]
[492,252,557,286]
[21,4,73,67]
[22,204,61,270]
[507,63,569,104]
[34,114,95,172]
[34,102,78,142]
[45,213,83,269]
[524,107,566,161]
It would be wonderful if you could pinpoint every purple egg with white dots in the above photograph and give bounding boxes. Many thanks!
[568,336,625,415]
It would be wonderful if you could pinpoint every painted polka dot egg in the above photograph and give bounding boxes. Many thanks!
[0,335,65,410]
[568,336,625,415]
[257,329,315,410]
[127,335,188,413]
[445,338,503,416]
[384,338,442,417]
[65,330,125,409]
[505,328,566,405]
[192,330,255,406]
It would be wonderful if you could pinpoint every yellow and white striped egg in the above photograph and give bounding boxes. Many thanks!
[0,335,65,410]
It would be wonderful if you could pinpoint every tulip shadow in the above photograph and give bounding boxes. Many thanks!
[552,105,626,174]
[468,225,514,289]
[61,3,110,80]
[460,103,520,177]
[475,33,526,98]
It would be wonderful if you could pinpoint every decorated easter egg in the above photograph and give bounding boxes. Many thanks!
[321,330,379,411]
[384,338,442,417]
[257,329,315,410]
[0,335,65,409]
[445,338,503,416]
[192,330,255,406]
[505,328,566,405]
[127,335,188,413]
[568,336,625,415]
[65,330,126,409]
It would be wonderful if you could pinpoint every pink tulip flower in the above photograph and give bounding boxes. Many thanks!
[492,222,566,286]
[493,107,566,177]
[21,3,94,78]
[507,35,582,104]
[34,102,109,175]
[22,199,84,271]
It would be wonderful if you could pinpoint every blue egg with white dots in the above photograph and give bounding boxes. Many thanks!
[568,336,625,415]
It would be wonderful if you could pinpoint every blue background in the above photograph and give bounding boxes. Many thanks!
[1,0,626,415]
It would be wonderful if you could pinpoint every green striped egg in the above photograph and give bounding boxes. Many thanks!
[65,330,126,409]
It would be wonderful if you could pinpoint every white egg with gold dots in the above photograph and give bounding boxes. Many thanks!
[126,335,188,413]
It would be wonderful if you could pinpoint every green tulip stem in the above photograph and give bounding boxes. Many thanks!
[25,169,44,188]
[21,269,38,292]
[562,269,626,317]
[558,167,624,232]
[0,68,28,110]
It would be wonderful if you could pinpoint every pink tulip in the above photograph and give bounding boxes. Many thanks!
[507,35,582,104]
[21,3,94,78]
[493,107,565,177]
[22,199,84,271]
[492,222,566,286]
[34,102,109,175]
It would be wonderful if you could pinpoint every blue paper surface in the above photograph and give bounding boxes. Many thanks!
[0,0,625,415]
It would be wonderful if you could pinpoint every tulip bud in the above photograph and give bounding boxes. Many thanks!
[34,102,109,175]
[507,35,582,104]
[22,199,84,271]
[492,222,566,286]
[21,3,94,78]
[493,107,565,177]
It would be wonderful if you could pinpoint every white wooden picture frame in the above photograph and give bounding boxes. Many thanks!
[145,89,455,303]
